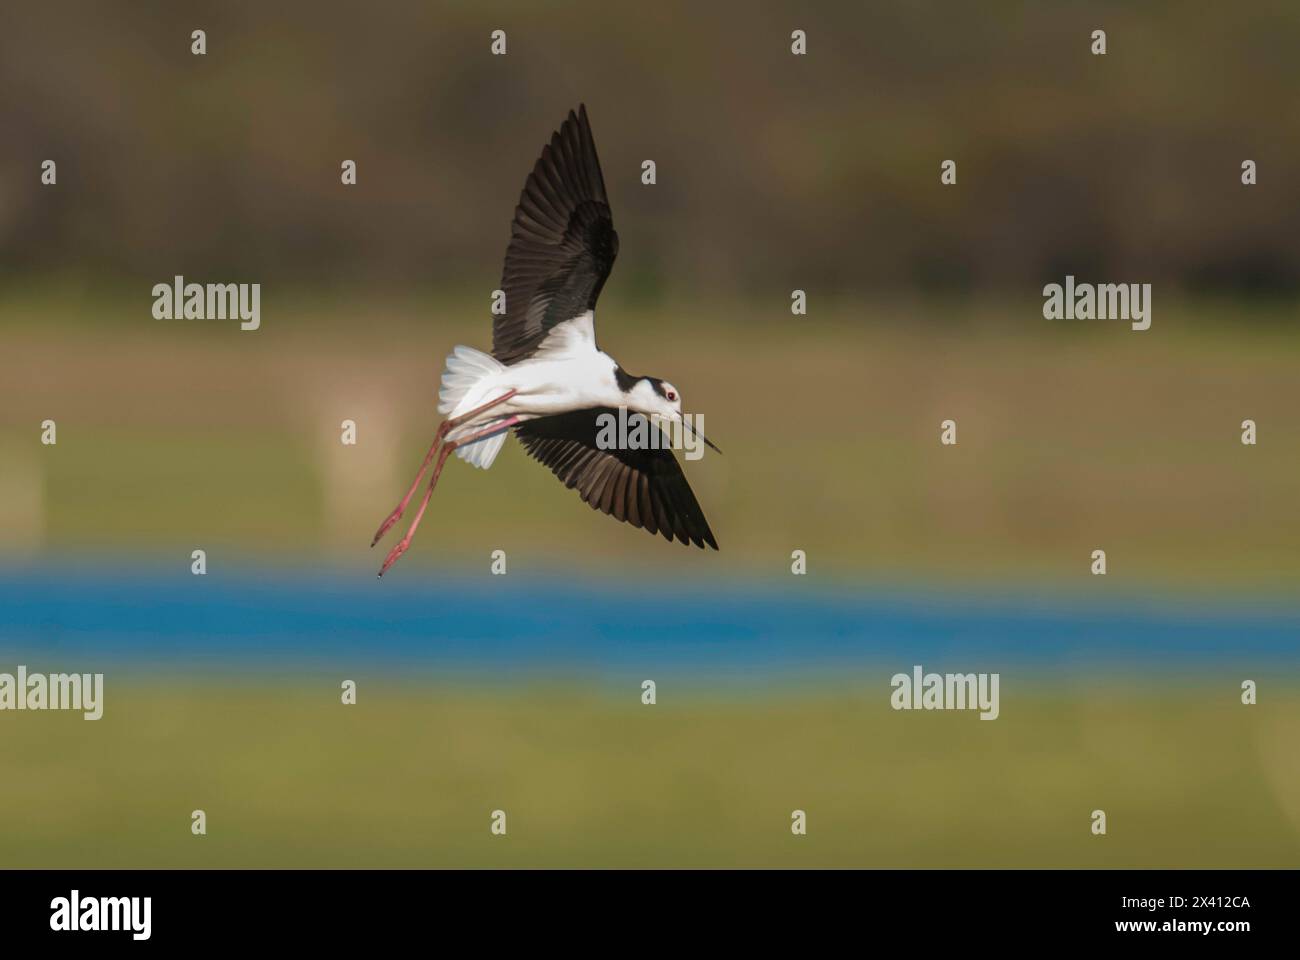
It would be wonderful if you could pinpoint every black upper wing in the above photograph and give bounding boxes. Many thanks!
[515,409,718,549]
[494,104,619,364]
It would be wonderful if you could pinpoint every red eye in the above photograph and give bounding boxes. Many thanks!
[666,390,677,402]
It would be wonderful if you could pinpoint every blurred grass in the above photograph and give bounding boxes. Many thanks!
[1,292,1298,590]
[0,678,1295,867]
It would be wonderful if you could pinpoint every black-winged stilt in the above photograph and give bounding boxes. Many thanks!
[372,105,719,576]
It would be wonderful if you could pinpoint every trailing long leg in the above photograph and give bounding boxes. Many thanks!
[376,415,521,577]
[370,390,517,546]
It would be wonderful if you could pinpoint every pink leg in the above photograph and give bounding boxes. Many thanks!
[377,415,520,577]
[371,390,517,547]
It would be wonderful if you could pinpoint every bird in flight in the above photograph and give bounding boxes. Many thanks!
[372,104,719,576]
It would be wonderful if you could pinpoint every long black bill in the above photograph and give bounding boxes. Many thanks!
[681,417,722,455]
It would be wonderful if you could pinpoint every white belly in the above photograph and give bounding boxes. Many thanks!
[441,350,620,430]
[493,352,622,419]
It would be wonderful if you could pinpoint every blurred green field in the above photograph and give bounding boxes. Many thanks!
[4,293,1296,868]
[2,292,1298,589]
[0,678,1295,868]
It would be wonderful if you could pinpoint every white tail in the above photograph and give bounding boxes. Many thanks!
[438,345,506,415]
[438,345,510,470]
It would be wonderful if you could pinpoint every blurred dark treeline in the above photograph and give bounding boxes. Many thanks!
[2,0,1299,302]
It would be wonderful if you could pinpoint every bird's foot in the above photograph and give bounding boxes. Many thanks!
[377,538,410,577]
[370,506,404,547]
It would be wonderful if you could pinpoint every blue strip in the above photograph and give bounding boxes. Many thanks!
[0,561,1296,673]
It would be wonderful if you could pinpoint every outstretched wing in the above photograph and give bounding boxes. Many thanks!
[515,409,718,550]
[494,104,619,365]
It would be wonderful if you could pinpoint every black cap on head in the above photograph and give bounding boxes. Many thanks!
[614,367,667,397]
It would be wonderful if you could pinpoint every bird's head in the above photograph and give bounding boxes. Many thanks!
[626,376,721,454]
[627,376,681,420]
